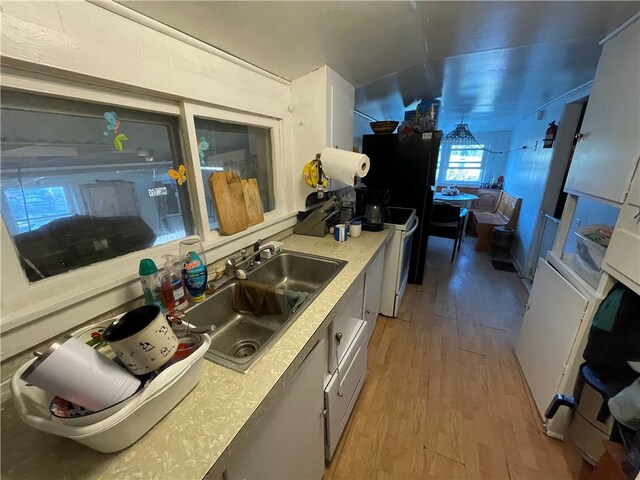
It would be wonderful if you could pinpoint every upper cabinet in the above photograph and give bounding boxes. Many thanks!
[565,15,640,204]
[291,66,355,211]
[327,68,356,152]
[603,166,640,294]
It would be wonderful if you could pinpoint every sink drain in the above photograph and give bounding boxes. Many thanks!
[231,340,260,358]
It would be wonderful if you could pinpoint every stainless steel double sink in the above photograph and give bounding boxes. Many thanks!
[184,251,346,373]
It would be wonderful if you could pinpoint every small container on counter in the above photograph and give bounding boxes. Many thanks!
[139,258,161,307]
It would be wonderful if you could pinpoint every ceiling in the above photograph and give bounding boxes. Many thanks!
[120,1,639,133]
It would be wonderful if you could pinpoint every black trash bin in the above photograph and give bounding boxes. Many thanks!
[492,226,514,259]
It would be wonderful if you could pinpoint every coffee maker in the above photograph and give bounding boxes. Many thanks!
[355,187,390,231]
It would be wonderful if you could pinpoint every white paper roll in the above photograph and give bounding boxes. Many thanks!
[320,148,370,185]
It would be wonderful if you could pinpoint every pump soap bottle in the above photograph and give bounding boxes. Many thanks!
[159,254,188,311]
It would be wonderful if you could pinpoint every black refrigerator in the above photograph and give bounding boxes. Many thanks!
[362,131,441,285]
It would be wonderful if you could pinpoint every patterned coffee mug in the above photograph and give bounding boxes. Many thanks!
[103,305,178,375]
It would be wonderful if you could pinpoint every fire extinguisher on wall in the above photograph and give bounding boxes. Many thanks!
[543,121,558,148]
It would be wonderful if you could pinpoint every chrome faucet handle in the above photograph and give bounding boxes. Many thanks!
[253,239,263,252]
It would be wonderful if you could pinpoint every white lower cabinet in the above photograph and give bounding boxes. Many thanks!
[222,340,326,480]
[363,246,385,342]
[516,259,588,419]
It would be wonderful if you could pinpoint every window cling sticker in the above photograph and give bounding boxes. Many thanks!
[168,165,187,186]
[103,111,128,152]
[197,137,209,165]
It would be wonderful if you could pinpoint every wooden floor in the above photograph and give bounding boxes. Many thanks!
[325,236,576,480]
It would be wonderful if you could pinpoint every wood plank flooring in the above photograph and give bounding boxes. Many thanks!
[324,236,576,480]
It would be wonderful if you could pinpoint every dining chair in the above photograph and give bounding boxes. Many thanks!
[428,202,468,262]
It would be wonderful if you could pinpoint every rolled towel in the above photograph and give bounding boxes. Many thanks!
[608,377,640,430]
[283,290,309,310]
[232,280,282,316]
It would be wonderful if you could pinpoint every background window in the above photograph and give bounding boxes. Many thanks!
[0,90,195,282]
[194,117,274,231]
[4,186,71,232]
[435,144,486,185]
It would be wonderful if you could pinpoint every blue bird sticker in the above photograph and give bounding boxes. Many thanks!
[103,111,128,152]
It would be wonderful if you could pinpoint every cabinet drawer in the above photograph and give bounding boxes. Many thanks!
[328,276,364,372]
[324,324,367,460]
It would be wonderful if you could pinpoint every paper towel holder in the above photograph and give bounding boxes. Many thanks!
[314,153,328,199]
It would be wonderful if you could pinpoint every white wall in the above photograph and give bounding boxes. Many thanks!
[504,84,592,276]
[473,131,511,185]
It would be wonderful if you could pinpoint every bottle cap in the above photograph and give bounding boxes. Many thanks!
[139,258,158,275]
[162,254,178,269]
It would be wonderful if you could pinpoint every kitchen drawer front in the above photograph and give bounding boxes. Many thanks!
[328,275,364,372]
[604,201,640,294]
[324,325,367,460]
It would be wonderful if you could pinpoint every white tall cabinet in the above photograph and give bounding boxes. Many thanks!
[291,66,355,211]
[516,13,640,439]
[564,14,640,204]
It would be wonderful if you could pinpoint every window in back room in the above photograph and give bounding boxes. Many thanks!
[435,143,486,184]
[0,89,195,282]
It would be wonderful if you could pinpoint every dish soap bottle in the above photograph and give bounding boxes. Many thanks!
[159,255,188,311]
[180,236,208,303]
[139,258,161,306]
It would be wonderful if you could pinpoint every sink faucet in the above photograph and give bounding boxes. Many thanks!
[225,242,277,279]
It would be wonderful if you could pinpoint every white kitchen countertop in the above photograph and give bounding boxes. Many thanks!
[1,228,392,479]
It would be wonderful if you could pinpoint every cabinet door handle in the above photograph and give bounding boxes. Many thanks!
[574,132,584,142]
[524,303,531,310]
[365,309,372,315]
[634,208,640,220]
[334,333,344,397]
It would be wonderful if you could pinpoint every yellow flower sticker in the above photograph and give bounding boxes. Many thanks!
[168,164,187,186]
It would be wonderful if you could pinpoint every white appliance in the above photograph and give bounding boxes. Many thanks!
[380,207,419,317]
[324,319,367,461]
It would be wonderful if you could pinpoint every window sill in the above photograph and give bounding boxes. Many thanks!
[0,211,298,361]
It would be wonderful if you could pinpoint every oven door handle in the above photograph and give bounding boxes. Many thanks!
[405,216,420,238]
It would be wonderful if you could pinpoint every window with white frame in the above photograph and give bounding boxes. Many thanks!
[435,143,486,184]
[0,87,289,288]
[0,89,196,282]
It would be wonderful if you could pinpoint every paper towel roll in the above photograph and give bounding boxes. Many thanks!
[320,148,370,185]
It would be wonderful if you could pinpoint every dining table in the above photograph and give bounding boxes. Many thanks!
[433,192,479,235]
